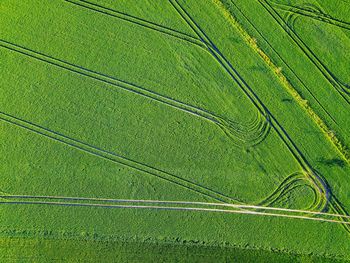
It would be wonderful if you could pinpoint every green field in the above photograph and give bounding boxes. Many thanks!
[1,0,350,261]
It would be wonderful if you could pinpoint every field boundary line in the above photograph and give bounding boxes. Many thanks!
[226,0,350,163]
[226,0,338,126]
[2,194,350,220]
[0,198,350,225]
[258,0,350,104]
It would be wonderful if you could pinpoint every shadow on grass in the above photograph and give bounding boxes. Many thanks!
[318,157,346,168]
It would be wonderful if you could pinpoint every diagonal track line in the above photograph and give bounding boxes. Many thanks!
[169,0,330,211]
[0,39,269,147]
[0,111,237,204]
[63,0,206,48]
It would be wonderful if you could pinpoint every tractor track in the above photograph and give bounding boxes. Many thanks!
[259,0,350,104]
[271,1,350,31]
[227,0,338,125]
[0,39,269,148]
[0,195,349,225]
[2,0,348,231]
[169,0,329,212]
[0,111,239,205]
[214,0,350,231]
[63,0,206,49]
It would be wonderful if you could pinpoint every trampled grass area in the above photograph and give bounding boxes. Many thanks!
[1,0,350,261]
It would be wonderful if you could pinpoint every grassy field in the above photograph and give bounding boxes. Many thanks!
[1,0,350,261]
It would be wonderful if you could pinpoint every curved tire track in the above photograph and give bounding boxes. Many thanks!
[0,39,269,148]
[169,0,329,213]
